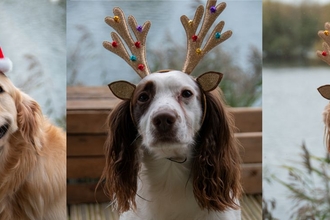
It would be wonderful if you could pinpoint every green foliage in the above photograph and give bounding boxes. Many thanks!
[272,144,330,220]
[263,1,330,64]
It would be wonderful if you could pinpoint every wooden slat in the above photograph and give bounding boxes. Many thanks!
[67,157,262,186]
[241,163,262,194]
[67,157,105,179]
[67,159,261,204]
[241,194,262,220]
[68,194,261,219]
[68,203,119,220]
[67,111,109,134]
[67,183,109,204]
[231,107,262,133]
[68,135,106,156]
[68,133,262,163]
[67,108,262,134]
[67,86,119,110]
[236,132,262,163]
[68,86,113,99]
[67,87,262,134]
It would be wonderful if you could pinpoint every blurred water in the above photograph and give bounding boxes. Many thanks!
[263,66,329,219]
[0,0,65,126]
[67,0,262,86]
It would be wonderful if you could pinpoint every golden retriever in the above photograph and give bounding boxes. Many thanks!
[0,72,66,220]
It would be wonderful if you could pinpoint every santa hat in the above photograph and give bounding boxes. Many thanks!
[0,47,13,73]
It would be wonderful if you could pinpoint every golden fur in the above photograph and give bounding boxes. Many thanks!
[0,73,66,220]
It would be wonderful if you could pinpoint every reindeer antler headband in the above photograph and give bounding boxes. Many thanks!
[317,22,330,100]
[104,0,231,120]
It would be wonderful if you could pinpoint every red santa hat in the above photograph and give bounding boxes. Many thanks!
[0,47,13,73]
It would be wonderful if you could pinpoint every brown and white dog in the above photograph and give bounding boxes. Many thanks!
[0,72,66,220]
[100,70,242,220]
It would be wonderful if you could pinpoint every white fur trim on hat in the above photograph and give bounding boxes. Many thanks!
[0,57,13,73]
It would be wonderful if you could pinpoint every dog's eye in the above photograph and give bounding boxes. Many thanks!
[0,86,4,93]
[138,93,149,102]
[181,90,193,98]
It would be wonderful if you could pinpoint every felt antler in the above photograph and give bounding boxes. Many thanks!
[317,22,330,65]
[316,22,330,100]
[103,7,151,78]
[181,0,232,74]
[104,0,232,100]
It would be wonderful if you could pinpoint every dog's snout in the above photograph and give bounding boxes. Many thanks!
[152,110,176,132]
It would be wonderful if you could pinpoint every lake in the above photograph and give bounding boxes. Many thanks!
[263,66,329,219]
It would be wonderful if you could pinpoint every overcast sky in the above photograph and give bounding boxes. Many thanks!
[271,0,330,4]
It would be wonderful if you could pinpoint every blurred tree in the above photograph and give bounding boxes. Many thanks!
[263,1,328,64]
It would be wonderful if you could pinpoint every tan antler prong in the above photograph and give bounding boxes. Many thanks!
[103,7,151,78]
[316,22,330,65]
[181,0,232,74]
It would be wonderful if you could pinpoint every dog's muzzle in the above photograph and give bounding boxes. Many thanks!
[0,123,9,139]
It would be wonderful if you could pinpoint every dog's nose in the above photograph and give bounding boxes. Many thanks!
[152,110,176,132]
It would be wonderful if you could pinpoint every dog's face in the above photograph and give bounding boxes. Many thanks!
[0,73,18,147]
[131,70,203,158]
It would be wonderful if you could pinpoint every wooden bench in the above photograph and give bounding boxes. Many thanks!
[67,86,262,205]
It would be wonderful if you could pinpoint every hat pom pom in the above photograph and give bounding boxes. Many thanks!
[0,57,13,73]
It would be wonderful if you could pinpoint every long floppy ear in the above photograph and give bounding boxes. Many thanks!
[192,88,242,211]
[99,100,139,213]
[16,92,43,148]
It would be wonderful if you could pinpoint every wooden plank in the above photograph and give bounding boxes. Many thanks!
[241,163,262,194]
[67,109,262,134]
[67,86,112,99]
[67,157,105,179]
[230,107,262,133]
[241,194,262,220]
[68,133,262,163]
[68,135,106,156]
[67,111,109,134]
[68,194,261,219]
[68,99,120,111]
[67,108,262,134]
[67,165,261,204]
[67,183,109,204]
[67,158,261,194]
[67,86,262,134]
[67,86,119,110]
[236,132,262,163]
[68,203,119,220]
